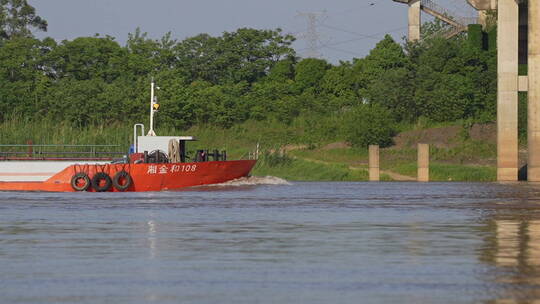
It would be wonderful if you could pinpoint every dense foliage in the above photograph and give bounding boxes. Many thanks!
[343,104,396,148]
[0,2,498,147]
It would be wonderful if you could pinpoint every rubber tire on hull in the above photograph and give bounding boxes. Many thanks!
[91,172,112,192]
[71,172,90,191]
[112,171,133,192]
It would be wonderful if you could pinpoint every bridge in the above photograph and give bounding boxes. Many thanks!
[394,0,539,182]
[393,0,479,41]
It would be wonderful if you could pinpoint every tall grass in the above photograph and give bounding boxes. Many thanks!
[432,141,496,164]
[290,148,369,166]
[390,162,496,182]
[253,152,368,181]
[0,117,132,146]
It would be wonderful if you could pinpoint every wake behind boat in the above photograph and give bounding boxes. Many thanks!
[0,80,257,192]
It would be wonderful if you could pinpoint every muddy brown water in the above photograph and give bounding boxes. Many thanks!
[1,178,540,303]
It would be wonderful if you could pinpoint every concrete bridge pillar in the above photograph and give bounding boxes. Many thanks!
[528,0,540,181]
[497,0,519,181]
[418,144,429,182]
[408,0,421,41]
[369,145,380,182]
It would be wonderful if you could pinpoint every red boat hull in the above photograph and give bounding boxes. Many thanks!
[0,160,257,192]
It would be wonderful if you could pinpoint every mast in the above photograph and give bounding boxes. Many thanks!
[147,77,157,136]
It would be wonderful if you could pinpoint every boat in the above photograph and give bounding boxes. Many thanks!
[0,80,257,192]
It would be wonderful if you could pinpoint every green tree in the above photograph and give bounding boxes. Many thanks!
[0,37,54,119]
[412,36,496,122]
[354,35,408,87]
[320,63,359,109]
[364,67,416,121]
[125,28,164,77]
[219,28,295,84]
[44,78,108,126]
[246,80,297,122]
[0,0,47,39]
[353,35,415,120]
[47,36,127,83]
[175,28,295,85]
[266,57,296,82]
[344,104,396,148]
[294,58,330,92]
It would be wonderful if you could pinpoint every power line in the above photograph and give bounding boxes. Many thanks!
[315,26,407,49]
[296,26,407,58]
[319,23,383,40]
[324,45,364,57]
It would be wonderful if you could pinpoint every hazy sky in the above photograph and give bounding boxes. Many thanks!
[29,0,476,63]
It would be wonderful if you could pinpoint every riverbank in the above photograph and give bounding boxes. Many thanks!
[250,147,496,182]
[192,120,500,182]
[0,118,500,182]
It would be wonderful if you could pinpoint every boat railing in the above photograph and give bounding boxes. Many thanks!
[0,144,126,161]
[242,143,260,160]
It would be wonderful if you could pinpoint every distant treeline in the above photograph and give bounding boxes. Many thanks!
[0,1,497,147]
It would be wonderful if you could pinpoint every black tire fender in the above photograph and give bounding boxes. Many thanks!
[91,172,112,192]
[112,170,133,192]
[71,172,90,192]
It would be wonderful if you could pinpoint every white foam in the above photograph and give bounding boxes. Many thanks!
[210,176,291,187]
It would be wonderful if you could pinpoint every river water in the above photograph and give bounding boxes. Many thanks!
[2,179,540,303]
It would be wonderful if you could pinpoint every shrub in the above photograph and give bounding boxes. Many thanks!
[344,104,396,148]
[259,151,293,167]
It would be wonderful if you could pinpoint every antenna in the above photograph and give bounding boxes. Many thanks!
[296,11,327,58]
